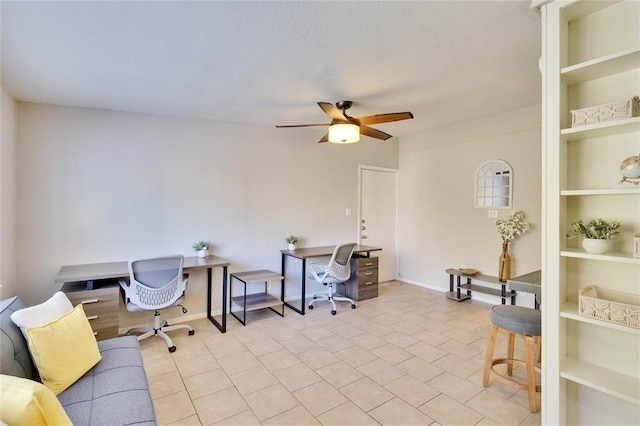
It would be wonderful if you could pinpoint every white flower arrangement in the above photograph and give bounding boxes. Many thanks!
[496,211,530,243]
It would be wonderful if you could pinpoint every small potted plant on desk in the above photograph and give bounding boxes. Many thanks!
[286,235,299,251]
[567,217,620,254]
[192,240,210,258]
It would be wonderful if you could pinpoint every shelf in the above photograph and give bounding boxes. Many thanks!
[560,248,640,264]
[446,291,471,302]
[560,302,640,335]
[445,269,501,283]
[561,47,640,85]
[560,116,640,141]
[231,292,283,312]
[543,0,639,422]
[458,283,511,298]
[560,357,640,406]
[560,0,623,22]
[561,188,640,196]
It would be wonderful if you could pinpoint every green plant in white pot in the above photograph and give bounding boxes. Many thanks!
[567,218,620,254]
[285,235,299,251]
[192,240,210,258]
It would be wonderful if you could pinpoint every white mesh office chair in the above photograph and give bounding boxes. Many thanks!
[308,243,357,315]
[119,255,194,353]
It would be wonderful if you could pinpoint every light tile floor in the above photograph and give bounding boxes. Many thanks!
[140,281,541,425]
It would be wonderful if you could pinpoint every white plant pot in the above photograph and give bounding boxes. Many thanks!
[197,249,208,258]
[288,243,296,251]
[582,238,611,254]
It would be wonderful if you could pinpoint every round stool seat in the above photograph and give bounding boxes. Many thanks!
[490,305,541,337]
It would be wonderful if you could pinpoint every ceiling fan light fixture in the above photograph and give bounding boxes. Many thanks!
[328,123,360,144]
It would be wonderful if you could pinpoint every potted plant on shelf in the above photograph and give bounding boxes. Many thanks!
[192,240,210,258]
[285,235,299,251]
[567,218,620,254]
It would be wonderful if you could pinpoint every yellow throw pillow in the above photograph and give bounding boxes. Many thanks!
[25,304,102,395]
[0,374,72,426]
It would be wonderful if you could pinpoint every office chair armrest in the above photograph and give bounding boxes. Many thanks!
[118,279,130,302]
[309,263,329,282]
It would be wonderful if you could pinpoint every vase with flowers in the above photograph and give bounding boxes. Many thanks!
[566,218,620,254]
[495,211,530,282]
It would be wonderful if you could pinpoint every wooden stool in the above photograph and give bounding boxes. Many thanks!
[483,305,541,412]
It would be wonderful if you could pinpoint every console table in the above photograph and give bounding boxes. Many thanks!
[281,245,382,315]
[55,255,230,333]
[446,268,516,304]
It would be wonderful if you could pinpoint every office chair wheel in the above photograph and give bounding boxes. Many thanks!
[308,305,314,310]
[188,330,195,336]
[168,346,176,353]
[351,304,356,309]
[331,310,336,315]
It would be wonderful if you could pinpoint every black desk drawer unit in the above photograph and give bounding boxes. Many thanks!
[345,256,379,301]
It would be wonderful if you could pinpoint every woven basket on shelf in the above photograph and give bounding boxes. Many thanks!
[578,285,640,329]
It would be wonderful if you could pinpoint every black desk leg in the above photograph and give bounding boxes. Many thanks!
[206,266,227,333]
[301,260,306,315]
[282,254,305,315]
[221,266,227,332]
[206,267,212,322]
[281,253,286,305]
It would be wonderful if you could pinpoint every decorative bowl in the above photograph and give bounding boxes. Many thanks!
[459,268,479,275]
[620,153,640,184]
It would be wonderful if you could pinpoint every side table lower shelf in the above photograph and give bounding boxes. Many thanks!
[230,270,284,326]
[446,268,516,304]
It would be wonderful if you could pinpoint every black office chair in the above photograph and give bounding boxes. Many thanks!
[119,255,194,352]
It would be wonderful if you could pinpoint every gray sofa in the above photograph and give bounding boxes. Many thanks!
[1,296,156,425]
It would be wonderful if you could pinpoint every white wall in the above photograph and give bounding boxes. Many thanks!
[397,104,542,307]
[15,103,399,326]
[1,87,18,299]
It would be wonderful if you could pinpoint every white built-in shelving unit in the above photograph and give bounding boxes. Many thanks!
[539,0,640,424]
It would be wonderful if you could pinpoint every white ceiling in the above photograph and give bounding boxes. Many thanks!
[1,1,542,138]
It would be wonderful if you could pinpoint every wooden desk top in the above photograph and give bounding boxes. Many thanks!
[230,269,284,283]
[280,244,382,260]
[55,255,230,284]
[507,270,541,297]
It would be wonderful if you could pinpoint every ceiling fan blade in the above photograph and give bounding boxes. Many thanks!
[317,132,329,143]
[318,102,348,121]
[356,112,414,126]
[275,123,328,128]
[360,125,393,140]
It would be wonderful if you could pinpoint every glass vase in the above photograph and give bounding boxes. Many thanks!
[498,242,511,282]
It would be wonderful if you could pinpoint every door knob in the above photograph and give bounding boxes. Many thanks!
[361,226,366,230]
[362,235,368,239]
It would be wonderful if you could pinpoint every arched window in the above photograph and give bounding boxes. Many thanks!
[475,160,513,209]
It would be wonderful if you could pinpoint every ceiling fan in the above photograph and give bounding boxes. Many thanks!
[276,101,414,144]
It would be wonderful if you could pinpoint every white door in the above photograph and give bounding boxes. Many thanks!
[359,166,397,282]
